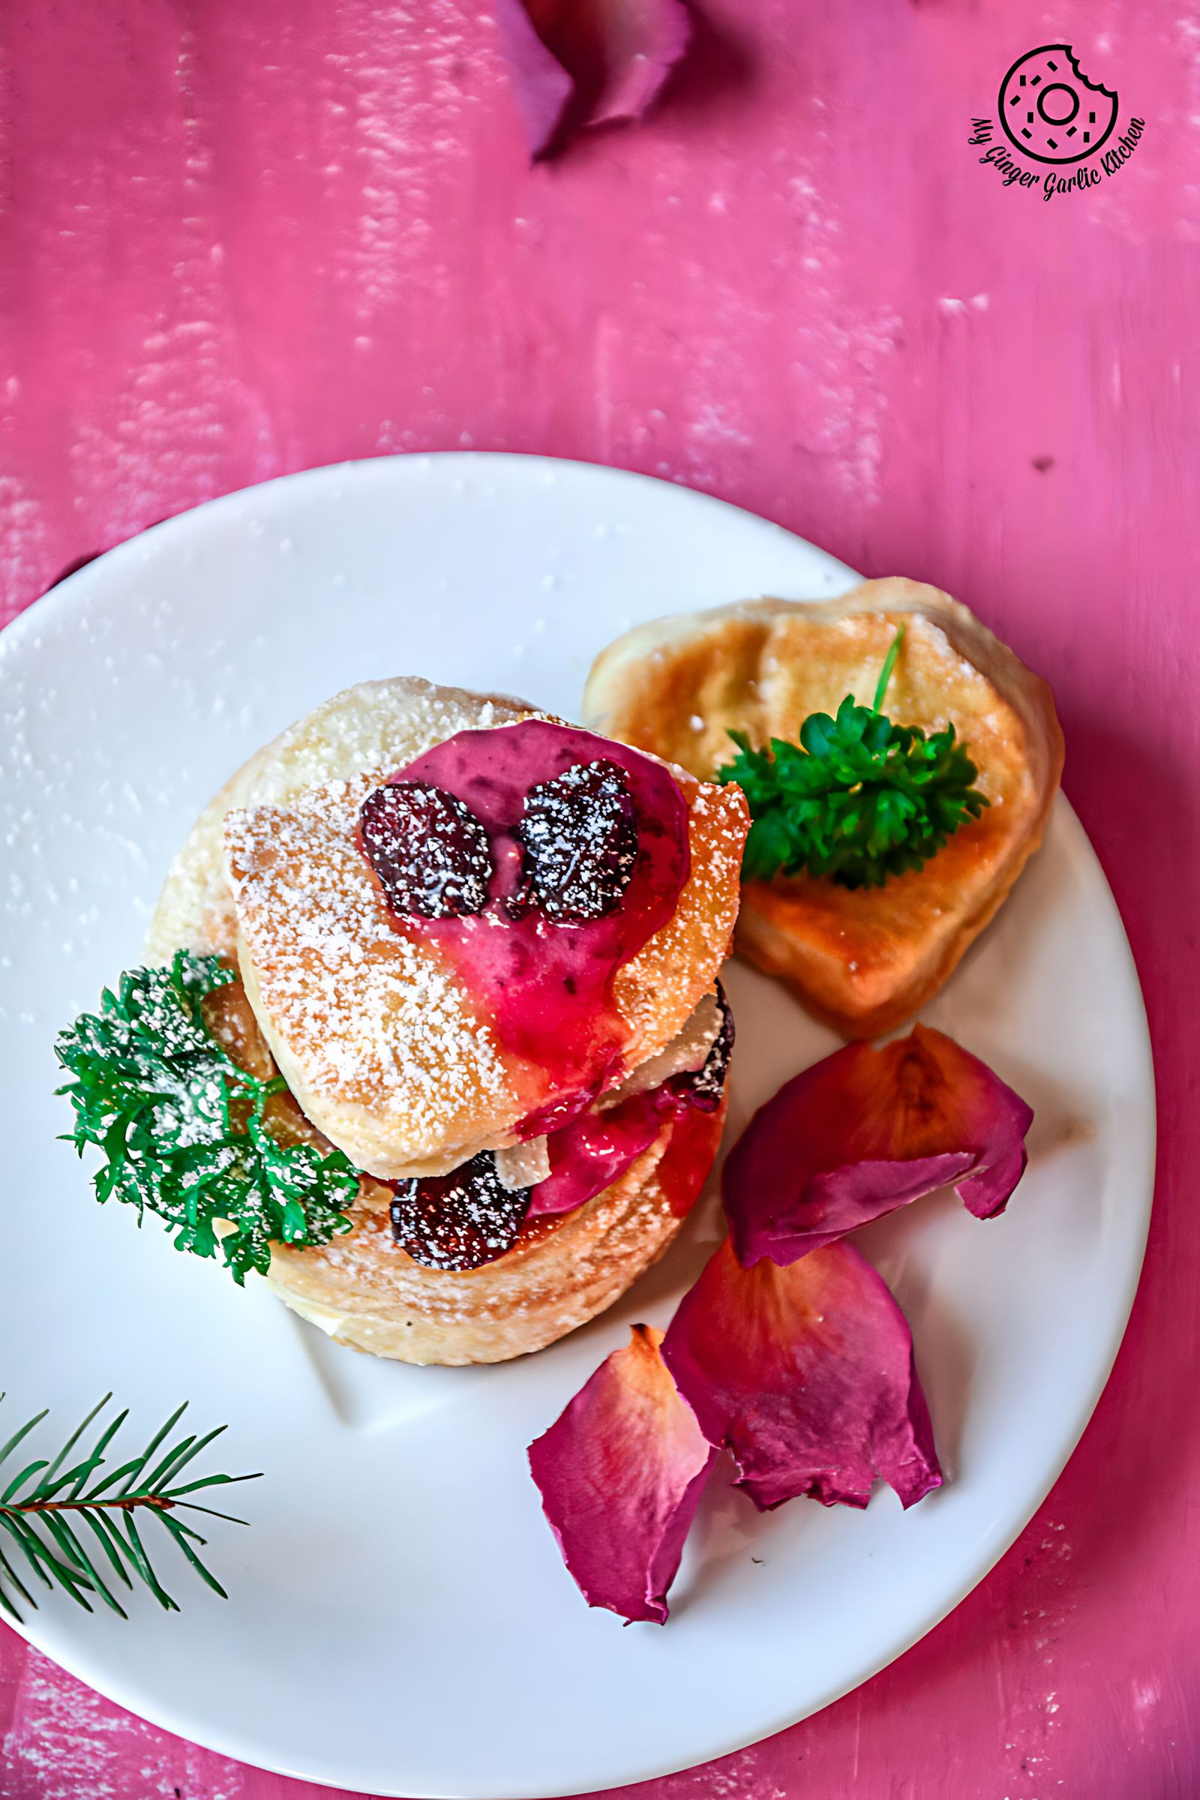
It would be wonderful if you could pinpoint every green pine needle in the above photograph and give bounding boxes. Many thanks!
[718,625,990,889]
[0,1393,259,1622]
[54,951,360,1284]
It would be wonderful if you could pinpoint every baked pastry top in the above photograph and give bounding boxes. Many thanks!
[149,675,746,1173]
[145,675,745,1364]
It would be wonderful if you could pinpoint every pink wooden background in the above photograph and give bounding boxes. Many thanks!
[0,0,1194,1795]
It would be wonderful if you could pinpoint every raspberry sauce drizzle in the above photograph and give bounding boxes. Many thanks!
[527,983,734,1217]
[527,1092,664,1217]
[375,720,691,1130]
[389,988,733,1271]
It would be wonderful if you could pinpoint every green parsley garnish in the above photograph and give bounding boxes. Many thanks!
[718,625,989,889]
[55,951,359,1284]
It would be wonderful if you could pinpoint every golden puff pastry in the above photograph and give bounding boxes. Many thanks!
[149,676,745,1177]
[265,1099,727,1365]
[148,677,745,1364]
[583,579,1063,1040]
[195,974,726,1365]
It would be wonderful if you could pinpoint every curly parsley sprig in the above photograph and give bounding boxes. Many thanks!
[718,625,989,890]
[55,952,359,1284]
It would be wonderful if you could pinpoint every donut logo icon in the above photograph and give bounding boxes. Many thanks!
[999,45,1118,164]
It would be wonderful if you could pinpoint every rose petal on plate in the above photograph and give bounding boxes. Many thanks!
[496,0,691,160]
[725,1024,1034,1267]
[661,1240,941,1512]
[528,1323,716,1623]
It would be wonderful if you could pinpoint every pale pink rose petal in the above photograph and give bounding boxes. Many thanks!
[493,0,575,161]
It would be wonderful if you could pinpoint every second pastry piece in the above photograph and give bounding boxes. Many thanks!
[583,578,1064,1039]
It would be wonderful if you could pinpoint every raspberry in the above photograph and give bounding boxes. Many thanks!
[360,781,492,919]
[515,760,637,922]
[390,1153,531,1271]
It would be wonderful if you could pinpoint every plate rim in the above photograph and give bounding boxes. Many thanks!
[2,448,863,654]
[0,451,1156,1797]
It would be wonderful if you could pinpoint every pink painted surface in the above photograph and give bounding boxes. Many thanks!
[0,0,1195,1794]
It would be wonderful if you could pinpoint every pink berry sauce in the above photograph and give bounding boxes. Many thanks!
[526,981,734,1217]
[388,986,733,1268]
[526,1091,664,1217]
[366,719,691,1131]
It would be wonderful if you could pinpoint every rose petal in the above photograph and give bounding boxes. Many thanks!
[493,0,575,161]
[496,0,691,160]
[661,1240,941,1511]
[528,1323,716,1623]
[581,0,691,126]
[724,1024,1033,1267]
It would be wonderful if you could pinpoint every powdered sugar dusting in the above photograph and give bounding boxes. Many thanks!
[614,778,746,1041]
[226,770,510,1173]
[158,677,742,1185]
[146,676,538,967]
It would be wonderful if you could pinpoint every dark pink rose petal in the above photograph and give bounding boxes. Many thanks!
[529,1323,716,1623]
[661,1239,941,1512]
[725,1024,1033,1267]
[496,0,691,160]
[527,1092,662,1217]
[493,1,576,164]
[580,0,691,126]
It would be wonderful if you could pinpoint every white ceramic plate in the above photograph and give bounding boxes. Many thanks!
[0,455,1154,1798]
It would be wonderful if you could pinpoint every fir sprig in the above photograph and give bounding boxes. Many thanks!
[0,1393,258,1622]
[55,951,359,1284]
[718,625,989,889]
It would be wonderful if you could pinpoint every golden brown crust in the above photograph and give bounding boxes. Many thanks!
[265,1097,726,1365]
[583,579,1064,1039]
[148,677,745,1176]
[147,677,740,1363]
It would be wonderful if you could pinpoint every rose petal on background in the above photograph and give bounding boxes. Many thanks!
[496,0,692,160]
[724,1024,1034,1266]
[529,1324,715,1623]
[493,0,575,160]
[661,1240,941,1512]
[580,0,692,126]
